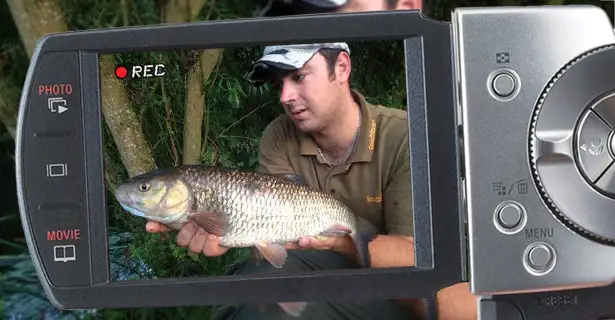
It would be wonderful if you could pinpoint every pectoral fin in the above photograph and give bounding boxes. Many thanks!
[187,211,229,236]
[319,225,352,237]
[254,241,288,268]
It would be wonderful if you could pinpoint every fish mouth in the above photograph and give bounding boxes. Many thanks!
[114,185,133,206]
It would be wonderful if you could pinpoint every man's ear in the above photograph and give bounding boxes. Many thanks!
[396,0,422,10]
[336,52,352,84]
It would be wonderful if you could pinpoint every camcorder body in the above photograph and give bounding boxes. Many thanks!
[14,4,615,319]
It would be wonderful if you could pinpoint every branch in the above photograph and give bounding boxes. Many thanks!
[100,54,157,177]
[182,49,223,165]
[0,62,18,139]
[163,0,208,23]
[163,0,224,165]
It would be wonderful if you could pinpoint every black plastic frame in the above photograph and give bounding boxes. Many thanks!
[16,10,465,309]
[481,283,615,319]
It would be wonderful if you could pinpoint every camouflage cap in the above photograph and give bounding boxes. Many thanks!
[246,42,350,85]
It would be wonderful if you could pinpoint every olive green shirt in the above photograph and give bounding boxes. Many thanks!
[257,90,413,237]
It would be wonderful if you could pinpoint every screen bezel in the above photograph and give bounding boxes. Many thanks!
[16,9,466,309]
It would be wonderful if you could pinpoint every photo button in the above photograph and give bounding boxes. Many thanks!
[26,52,82,133]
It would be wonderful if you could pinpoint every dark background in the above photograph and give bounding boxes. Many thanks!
[0,0,611,319]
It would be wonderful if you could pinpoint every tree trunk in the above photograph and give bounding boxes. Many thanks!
[6,0,67,58]
[0,71,19,139]
[99,55,157,178]
[163,0,224,165]
[3,0,69,139]
[182,49,223,165]
[95,1,158,178]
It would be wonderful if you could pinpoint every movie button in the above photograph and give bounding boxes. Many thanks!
[576,110,614,182]
[42,226,90,287]
[523,242,556,276]
[493,201,526,234]
[491,72,516,97]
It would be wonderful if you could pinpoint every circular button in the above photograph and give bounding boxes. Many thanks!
[498,204,522,228]
[493,201,527,234]
[528,245,551,269]
[523,242,556,276]
[492,72,516,97]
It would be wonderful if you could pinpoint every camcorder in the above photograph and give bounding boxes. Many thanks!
[14,4,615,320]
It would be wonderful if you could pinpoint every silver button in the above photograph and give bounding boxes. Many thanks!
[528,245,551,269]
[492,72,516,97]
[524,242,556,275]
[576,110,614,182]
[498,203,522,228]
[493,201,526,235]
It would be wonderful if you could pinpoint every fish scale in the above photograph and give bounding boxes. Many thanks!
[175,165,356,247]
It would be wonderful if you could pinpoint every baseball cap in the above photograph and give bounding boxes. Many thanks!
[246,42,350,85]
[254,0,348,17]
[302,0,347,7]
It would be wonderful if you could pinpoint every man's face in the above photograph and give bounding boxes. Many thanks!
[336,0,421,13]
[272,53,348,133]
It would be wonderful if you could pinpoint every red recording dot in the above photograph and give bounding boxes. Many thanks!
[115,66,128,79]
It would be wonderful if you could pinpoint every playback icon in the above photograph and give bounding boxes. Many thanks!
[47,97,68,114]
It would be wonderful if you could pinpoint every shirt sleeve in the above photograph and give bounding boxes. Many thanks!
[383,134,414,237]
[257,116,295,175]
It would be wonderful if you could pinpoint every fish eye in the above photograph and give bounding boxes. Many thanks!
[138,182,150,192]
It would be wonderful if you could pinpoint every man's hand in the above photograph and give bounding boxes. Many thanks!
[284,236,359,261]
[283,236,337,251]
[146,220,229,257]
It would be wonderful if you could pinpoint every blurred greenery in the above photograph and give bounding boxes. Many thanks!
[0,0,613,319]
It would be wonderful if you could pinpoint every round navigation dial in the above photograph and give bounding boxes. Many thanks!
[530,44,615,244]
[576,99,615,196]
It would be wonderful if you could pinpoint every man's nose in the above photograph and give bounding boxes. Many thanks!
[279,81,298,104]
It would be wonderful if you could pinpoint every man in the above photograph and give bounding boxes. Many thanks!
[146,42,420,319]
[255,0,422,16]
[251,5,478,320]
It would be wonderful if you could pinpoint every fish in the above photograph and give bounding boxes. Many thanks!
[113,164,379,317]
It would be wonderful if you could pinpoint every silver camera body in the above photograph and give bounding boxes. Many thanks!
[456,6,615,297]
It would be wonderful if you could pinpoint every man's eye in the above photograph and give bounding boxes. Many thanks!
[292,74,306,81]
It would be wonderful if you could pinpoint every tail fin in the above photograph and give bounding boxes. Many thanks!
[351,216,379,268]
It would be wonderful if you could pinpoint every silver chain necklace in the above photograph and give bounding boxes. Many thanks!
[316,107,362,167]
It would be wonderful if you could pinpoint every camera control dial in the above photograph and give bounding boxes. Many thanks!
[530,44,615,244]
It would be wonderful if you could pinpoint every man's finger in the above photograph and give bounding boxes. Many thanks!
[284,243,300,250]
[177,221,199,247]
[146,221,169,233]
[298,237,312,248]
[203,234,221,256]
[188,228,208,253]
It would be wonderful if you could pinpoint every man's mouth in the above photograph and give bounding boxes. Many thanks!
[290,107,307,115]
